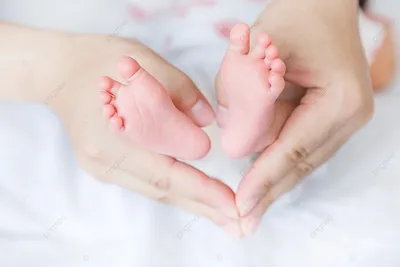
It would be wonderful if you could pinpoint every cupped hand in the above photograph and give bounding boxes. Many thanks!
[48,34,242,236]
[233,0,374,235]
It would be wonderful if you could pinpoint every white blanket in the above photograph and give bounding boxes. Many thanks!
[1,0,400,266]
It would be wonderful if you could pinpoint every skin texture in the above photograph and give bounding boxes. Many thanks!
[216,24,286,158]
[216,0,375,235]
[0,22,243,237]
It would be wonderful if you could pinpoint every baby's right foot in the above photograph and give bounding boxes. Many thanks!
[100,56,211,160]
[216,24,286,158]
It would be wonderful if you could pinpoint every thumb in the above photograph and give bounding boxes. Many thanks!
[215,75,229,127]
[166,73,215,127]
[128,48,215,128]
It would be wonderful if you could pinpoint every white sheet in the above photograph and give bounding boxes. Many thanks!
[1,0,400,266]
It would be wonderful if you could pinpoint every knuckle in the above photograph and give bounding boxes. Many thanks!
[359,99,375,123]
[156,196,172,204]
[148,160,175,192]
[286,147,309,164]
[263,180,275,191]
[149,175,171,191]
[82,142,104,161]
[346,97,374,126]
[293,161,316,178]
[345,87,375,121]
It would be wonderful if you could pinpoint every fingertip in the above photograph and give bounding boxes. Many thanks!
[188,98,215,127]
[99,76,113,91]
[223,222,244,239]
[216,105,229,128]
[236,198,258,217]
[184,131,211,160]
[241,216,261,237]
[235,177,265,217]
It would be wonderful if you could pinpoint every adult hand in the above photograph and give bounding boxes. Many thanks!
[234,0,374,235]
[0,24,242,236]
[60,35,243,235]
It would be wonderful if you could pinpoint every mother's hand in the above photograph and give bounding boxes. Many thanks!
[236,0,374,235]
[10,29,241,235]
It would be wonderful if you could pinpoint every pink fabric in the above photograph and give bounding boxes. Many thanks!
[214,20,242,39]
[128,0,217,21]
[127,0,267,49]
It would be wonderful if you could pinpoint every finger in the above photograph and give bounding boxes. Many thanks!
[173,198,243,238]
[239,119,356,236]
[83,139,239,219]
[235,87,352,216]
[82,153,241,236]
[131,157,239,220]
[128,54,215,128]
[158,75,215,128]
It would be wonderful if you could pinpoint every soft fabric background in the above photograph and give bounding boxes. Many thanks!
[0,0,399,266]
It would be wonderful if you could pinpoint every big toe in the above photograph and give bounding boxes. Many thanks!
[228,23,251,55]
[118,56,142,80]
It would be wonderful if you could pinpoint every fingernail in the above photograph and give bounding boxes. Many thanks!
[214,204,240,221]
[189,99,215,127]
[216,105,228,128]
[242,217,261,236]
[237,195,260,217]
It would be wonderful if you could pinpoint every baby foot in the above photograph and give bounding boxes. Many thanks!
[100,56,211,160]
[216,23,286,158]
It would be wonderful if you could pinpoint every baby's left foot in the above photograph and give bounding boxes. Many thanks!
[216,24,286,158]
[100,57,211,160]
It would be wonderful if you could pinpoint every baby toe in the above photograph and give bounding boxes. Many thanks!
[100,76,115,92]
[110,116,125,132]
[270,59,286,75]
[250,33,271,59]
[269,74,285,98]
[265,45,279,62]
[100,91,113,104]
[103,104,116,118]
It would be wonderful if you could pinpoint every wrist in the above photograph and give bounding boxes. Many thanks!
[0,22,76,104]
[47,34,143,124]
[252,0,360,53]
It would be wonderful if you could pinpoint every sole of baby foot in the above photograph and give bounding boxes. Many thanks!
[100,56,211,160]
[216,23,286,158]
